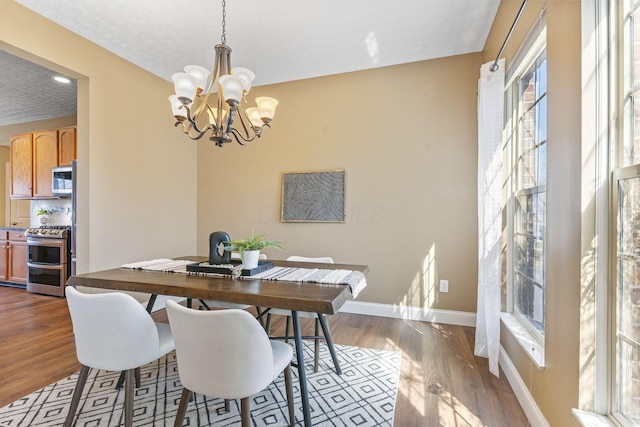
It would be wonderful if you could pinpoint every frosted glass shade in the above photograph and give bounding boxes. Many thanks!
[218,75,244,104]
[168,95,186,118]
[184,65,210,91]
[171,72,198,103]
[232,67,255,92]
[255,97,278,121]
[245,107,263,128]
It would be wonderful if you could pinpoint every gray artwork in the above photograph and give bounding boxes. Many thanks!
[281,171,345,222]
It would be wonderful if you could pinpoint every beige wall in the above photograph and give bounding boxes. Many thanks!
[0,0,198,272]
[197,53,482,310]
[484,1,582,426]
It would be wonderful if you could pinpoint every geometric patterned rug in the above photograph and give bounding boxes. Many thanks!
[0,343,400,426]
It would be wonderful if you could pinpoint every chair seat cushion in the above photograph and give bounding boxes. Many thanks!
[201,300,251,310]
[269,308,318,318]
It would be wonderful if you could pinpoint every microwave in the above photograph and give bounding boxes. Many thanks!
[52,165,73,197]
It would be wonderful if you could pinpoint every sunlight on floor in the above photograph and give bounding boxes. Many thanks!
[437,389,485,427]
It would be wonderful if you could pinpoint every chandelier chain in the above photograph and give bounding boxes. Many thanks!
[221,0,227,45]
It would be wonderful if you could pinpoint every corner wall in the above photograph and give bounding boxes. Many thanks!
[197,53,482,312]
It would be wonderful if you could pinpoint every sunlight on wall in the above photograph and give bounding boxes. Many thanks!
[365,31,380,65]
[401,243,436,312]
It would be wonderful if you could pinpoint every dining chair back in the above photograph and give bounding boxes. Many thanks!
[266,255,342,374]
[64,286,175,427]
[165,300,294,426]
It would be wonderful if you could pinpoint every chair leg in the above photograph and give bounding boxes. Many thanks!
[314,318,320,373]
[174,388,192,427]
[134,367,141,387]
[240,397,251,427]
[317,313,342,375]
[63,364,90,427]
[265,313,272,334]
[285,315,291,343]
[124,369,135,427]
[224,399,231,412]
[284,364,295,427]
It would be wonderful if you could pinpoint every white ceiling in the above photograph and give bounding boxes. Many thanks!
[2,0,501,127]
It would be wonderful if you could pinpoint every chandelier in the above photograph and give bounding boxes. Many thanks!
[168,0,278,147]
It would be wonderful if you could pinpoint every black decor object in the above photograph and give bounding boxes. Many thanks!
[209,231,231,264]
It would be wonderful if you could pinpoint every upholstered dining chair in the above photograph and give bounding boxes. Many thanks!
[265,255,342,374]
[63,286,175,427]
[197,252,267,315]
[165,300,295,427]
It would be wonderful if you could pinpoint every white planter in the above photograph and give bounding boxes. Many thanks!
[241,250,260,270]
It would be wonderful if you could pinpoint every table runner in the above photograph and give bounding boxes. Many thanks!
[120,259,367,298]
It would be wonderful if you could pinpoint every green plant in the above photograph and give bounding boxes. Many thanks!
[225,231,283,255]
[36,208,54,216]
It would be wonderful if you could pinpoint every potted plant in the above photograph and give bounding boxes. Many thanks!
[225,231,283,269]
[36,208,54,225]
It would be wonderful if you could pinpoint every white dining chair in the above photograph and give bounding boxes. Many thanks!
[197,252,267,314]
[63,286,175,427]
[266,255,342,374]
[165,300,295,427]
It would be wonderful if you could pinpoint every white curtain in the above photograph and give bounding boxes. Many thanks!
[474,59,504,377]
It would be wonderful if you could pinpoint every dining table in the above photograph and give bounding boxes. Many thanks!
[67,256,369,427]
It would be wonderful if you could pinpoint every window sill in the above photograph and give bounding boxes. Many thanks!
[573,409,619,427]
[501,313,546,368]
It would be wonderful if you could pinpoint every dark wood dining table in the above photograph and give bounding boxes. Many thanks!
[67,256,369,427]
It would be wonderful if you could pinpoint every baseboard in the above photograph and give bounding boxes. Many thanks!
[340,300,477,327]
[499,346,550,427]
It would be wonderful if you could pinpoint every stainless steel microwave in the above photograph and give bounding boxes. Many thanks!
[52,165,73,197]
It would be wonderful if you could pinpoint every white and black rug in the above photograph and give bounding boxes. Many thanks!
[0,343,400,426]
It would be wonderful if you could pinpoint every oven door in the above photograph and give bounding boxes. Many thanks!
[26,263,67,297]
[27,237,66,265]
[26,237,67,297]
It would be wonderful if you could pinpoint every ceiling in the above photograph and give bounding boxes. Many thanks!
[2,0,501,127]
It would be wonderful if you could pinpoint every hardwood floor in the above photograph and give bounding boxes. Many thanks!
[0,286,529,426]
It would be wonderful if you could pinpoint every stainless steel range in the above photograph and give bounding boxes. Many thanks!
[26,225,71,297]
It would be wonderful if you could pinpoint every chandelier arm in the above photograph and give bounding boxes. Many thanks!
[181,104,215,136]
[194,47,222,121]
[234,106,255,139]
[174,121,209,141]
[228,128,255,145]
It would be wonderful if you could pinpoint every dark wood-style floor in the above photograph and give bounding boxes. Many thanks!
[0,286,529,426]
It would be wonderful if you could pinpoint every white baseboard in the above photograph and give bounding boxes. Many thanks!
[340,300,477,327]
[499,346,550,427]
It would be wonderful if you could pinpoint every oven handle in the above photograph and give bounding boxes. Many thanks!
[27,262,65,269]
[27,238,65,247]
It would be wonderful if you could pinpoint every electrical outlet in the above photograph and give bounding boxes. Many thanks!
[439,279,449,293]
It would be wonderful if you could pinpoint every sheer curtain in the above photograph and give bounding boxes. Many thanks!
[474,59,504,377]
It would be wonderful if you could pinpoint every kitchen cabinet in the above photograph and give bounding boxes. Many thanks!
[0,230,27,285]
[9,133,33,198]
[58,127,77,166]
[10,126,77,199]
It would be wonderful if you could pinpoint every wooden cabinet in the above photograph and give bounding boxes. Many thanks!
[0,231,26,285]
[10,126,77,199]
[58,127,77,166]
[33,131,59,198]
[7,231,27,285]
[9,133,33,199]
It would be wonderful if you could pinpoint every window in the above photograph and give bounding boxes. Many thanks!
[612,0,640,424]
[504,30,547,354]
